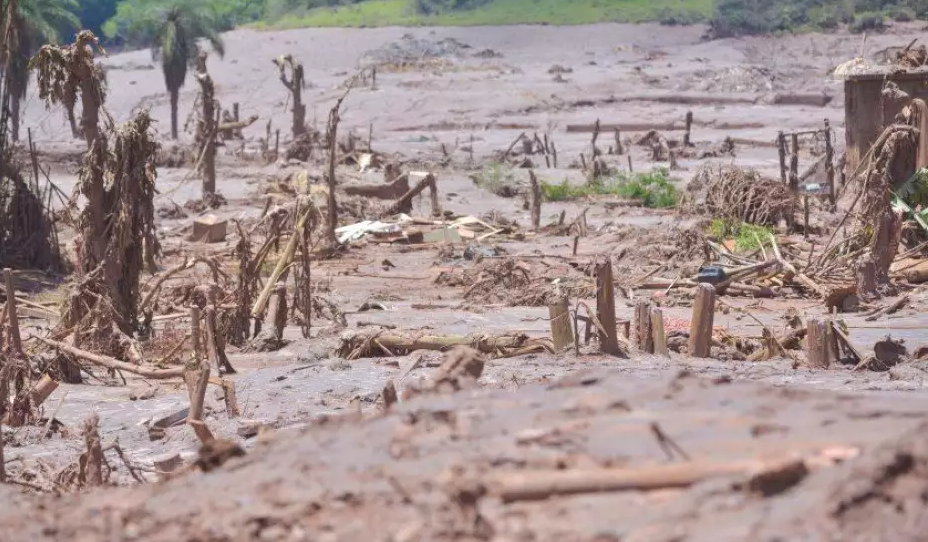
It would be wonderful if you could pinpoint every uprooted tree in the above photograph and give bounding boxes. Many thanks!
[30,30,108,147]
[274,54,306,139]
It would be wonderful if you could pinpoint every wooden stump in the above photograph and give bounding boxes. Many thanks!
[683,111,693,147]
[805,318,834,369]
[529,170,541,230]
[857,257,877,299]
[651,308,668,356]
[777,131,787,184]
[635,301,654,353]
[688,284,715,358]
[548,295,573,352]
[595,261,623,356]
[187,364,213,443]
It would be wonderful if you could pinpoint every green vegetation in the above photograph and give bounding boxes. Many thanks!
[709,0,928,37]
[706,219,773,252]
[257,0,712,29]
[6,0,81,142]
[472,162,520,197]
[541,169,680,209]
[121,3,227,140]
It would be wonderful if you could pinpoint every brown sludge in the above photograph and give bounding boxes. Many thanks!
[6,19,928,542]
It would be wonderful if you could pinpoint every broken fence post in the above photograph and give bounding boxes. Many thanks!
[651,307,668,356]
[614,127,623,155]
[595,260,623,356]
[222,379,240,418]
[190,306,202,365]
[824,118,835,206]
[635,300,654,353]
[187,363,213,443]
[806,318,834,369]
[688,284,715,358]
[789,132,799,192]
[3,269,22,356]
[683,111,693,147]
[777,131,787,184]
[529,170,541,230]
[548,295,573,352]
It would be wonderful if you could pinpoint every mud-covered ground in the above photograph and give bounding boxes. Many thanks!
[5,20,928,541]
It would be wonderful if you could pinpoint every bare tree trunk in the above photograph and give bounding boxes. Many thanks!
[67,103,80,139]
[79,77,100,146]
[10,98,20,143]
[195,54,217,199]
[170,89,179,140]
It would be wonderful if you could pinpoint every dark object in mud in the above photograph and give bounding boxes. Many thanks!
[696,265,727,285]
[872,336,908,371]
[463,245,502,261]
[196,439,245,473]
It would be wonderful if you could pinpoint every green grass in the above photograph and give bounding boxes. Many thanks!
[253,0,713,29]
[706,219,774,252]
[472,162,520,197]
[541,169,680,209]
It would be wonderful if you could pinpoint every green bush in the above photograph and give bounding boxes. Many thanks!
[885,5,915,21]
[541,169,679,209]
[706,219,773,252]
[850,10,886,32]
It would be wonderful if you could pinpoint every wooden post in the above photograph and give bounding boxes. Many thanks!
[635,300,654,353]
[806,318,833,369]
[222,379,240,418]
[614,128,624,155]
[190,306,201,366]
[595,260,622,356]
[688,284,715,358]
[529,170,541,230]
[789,133,799,192]
[572,235,580,256]
[683,111,693,147]
[627,154,633,173]
[824,119,835,206]
[3,269,22,356]
[591,118,601,157]
[777,131,787,184]
[551,139,558,168]
[274,129,280,161]
[548,295,573,352]
[651,307,668,356]
[856,256,877,299]
[803,195,810,240]
[187,364,213,443]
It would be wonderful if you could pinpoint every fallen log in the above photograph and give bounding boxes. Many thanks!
[489,458,806,503]
[383,173,440,217]
[337,331,553,360]
[771,93,833,107]
[35,337,186,379]
[343,173,410,200]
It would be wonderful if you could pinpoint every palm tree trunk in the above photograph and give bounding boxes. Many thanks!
[170,89,179,139]
[11,97,20,143]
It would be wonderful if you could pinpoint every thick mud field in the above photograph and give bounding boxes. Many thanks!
[4,20,928,542]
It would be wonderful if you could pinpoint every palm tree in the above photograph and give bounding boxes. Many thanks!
[150,5,224,140]
[4,0,79,141]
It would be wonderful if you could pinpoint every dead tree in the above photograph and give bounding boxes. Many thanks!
[195,51,218,201]
[57,112,160,367]
[31,31,108,147]
[274,54,307,138]
[325,90,351,247]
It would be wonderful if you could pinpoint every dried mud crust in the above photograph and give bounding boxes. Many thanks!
[2,372,928,542]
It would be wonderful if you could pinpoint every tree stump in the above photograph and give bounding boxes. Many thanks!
[529,170,541,230]
[635,300,653,353]
[857,256,877,299]
[595,261,623,356]
[651,307,668,356]
[688,284,715,358]
[805,318,834,369]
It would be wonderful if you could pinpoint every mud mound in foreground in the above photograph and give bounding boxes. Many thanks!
[1,371,927,542]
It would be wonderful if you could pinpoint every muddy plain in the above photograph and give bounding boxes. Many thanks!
[3,20,928,542]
